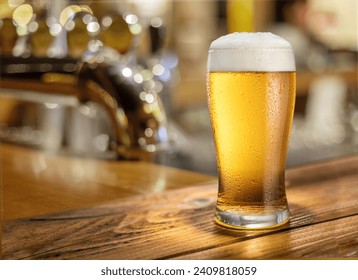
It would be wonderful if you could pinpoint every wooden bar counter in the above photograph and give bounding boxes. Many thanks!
[1,143,358,259]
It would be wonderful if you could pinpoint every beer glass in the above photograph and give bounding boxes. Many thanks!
[207,32,296,229]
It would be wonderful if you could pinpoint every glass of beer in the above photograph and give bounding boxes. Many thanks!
[207,32,296,229]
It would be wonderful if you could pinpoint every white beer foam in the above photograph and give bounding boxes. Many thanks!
[208,32,295,72]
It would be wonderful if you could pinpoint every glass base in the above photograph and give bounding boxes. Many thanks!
[215,207,289,230]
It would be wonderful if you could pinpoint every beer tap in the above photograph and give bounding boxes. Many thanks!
[0,3,169,161]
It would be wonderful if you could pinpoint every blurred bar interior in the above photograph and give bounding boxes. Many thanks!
[0,0,357,175]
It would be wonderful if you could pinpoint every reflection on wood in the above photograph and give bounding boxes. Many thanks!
[1,144,214,221]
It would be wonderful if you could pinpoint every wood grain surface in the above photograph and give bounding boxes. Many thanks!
[1,143,214,221]
[2,148,358,260]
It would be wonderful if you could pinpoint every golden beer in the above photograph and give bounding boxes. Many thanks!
[207,33,296,229]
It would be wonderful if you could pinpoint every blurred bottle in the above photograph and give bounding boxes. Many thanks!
[227,0,254,32]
